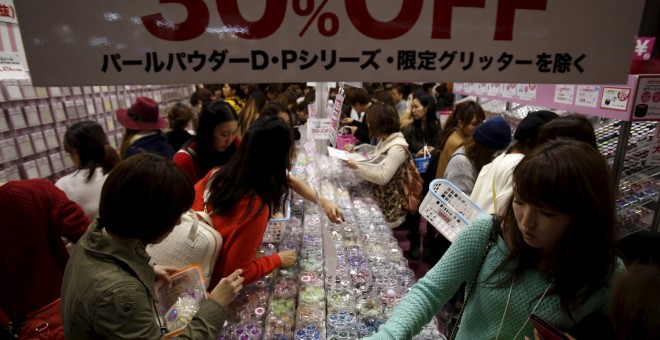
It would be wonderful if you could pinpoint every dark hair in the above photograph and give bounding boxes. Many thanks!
[275,91,298,113]
[538,114,597,149]
[63,121,119,182]
[224,83,244,99]
[99,153,194,244]
[193,100,239,177]
[260,102,293,126]
[344,87,371,106]
[190,88,213,108]
[610,263,660,340]
[166,103,193,130]
[460,138,498,174]
[437,101,485,150]
[410,91,441,142]
[495,139,616,312]
[366,102,400,138]
[371,90,397,107]
[303,89,316,103]
[206,117,293,219]
[237,92,267,137]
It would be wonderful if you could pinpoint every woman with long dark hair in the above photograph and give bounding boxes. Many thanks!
[193,117,298,287]
[173,100,240,184]
[366,139,623,339]
[56,121,120,220]
[402,91,440,157]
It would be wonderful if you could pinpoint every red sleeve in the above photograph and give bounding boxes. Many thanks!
[218,202,282,285]
[233,136,241,148]
[173,150,199,184]
[47,181,90,243]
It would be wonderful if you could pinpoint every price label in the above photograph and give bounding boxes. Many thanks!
[307,118,332,140]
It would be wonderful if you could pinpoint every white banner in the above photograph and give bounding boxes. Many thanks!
[15,0,645,86]
[0,0,16,24]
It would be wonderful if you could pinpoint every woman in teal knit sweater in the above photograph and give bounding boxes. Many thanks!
[367,139,623,339]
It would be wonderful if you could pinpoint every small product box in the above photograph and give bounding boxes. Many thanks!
[43,129,59,150]
[7,107,27,130]
[24,105,41,127]
[154,264,208,339]
[0,109,9,133]
[31,131,47,153]
[16,135,34,158]
[36,156,52,177]
[76,99,87,118]
[4,165,21,181]
[49,152,64,173]
[3,80,23,101]
[64,100,78,120]
[21,160,40,179]
[85,97,96,117]
[0,139,18,162]
[19,80,37,99]
[38,103,54,125]
[51,102,67,122]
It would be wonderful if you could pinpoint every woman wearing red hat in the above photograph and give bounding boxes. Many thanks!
[116,97,175,159]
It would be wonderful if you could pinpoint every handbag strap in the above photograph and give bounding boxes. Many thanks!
[0,307,18,338]
[449,217,497,340]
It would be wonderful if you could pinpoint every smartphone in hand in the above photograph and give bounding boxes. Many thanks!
[529,314,569,340]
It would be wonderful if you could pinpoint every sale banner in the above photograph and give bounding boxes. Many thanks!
[14,0,645,86]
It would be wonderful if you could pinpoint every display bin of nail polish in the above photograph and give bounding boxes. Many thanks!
[263,200,291,243]
[419,179,486,242]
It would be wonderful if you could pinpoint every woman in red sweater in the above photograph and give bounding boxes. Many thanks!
[193,116,297,287]
[173,100,240,184]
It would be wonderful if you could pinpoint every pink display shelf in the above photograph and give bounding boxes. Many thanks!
[454,75,651,121]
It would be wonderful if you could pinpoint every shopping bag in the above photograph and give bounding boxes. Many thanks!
[336,126,358,150]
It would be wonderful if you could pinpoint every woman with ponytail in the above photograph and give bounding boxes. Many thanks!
[56,120,120,220]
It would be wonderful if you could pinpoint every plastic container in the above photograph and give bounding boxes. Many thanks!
[419,179,485,242]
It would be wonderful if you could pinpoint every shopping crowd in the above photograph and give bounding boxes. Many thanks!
[1,82,658,340]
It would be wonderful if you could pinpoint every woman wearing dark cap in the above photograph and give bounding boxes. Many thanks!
[470,110,558,214]
[444,116,512,195]
[116,97,174,159]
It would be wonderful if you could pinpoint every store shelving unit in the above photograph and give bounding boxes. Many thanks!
[455,76,660,237]
[0,79,194,183]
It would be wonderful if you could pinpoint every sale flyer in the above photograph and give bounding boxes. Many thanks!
[600,87,630,112]
[517,84,537,101]
[632,75,660,120]
[501,84,517,99]
[575,85,600,108]
[554,84,576,105]
[486,83,501,96]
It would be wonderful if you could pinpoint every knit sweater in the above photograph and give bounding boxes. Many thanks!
[470,152,525,214]
[192,170,282,287]
[366,215,624,340]
[443,146,475,195]
[0,179,90,322]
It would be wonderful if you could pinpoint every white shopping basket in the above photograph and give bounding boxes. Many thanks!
[419,179,486,242]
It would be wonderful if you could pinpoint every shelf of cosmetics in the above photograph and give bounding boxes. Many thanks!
[217,179,443,339]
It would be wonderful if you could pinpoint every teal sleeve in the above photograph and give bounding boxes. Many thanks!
[366,215,494,339]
